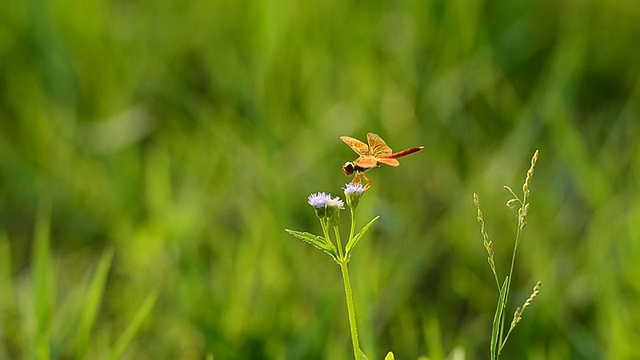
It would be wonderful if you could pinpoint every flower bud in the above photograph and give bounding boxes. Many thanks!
[506,198,518,208]
[327,197,345,226]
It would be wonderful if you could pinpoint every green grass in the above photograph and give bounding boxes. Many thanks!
[1,0,640,358]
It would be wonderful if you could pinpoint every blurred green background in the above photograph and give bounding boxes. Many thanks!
[1,0,639,359]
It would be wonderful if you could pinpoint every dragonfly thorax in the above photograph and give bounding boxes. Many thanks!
[342,162,369,176]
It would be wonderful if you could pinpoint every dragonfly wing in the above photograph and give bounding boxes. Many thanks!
[367,132,393,157]
[341,136,370,155]
[354,156,378,169]
[376,158,400,167]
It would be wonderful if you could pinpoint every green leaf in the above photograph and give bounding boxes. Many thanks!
[384,351,395,360]
[491,276,509,360]
[345,216,380,256]
[285,229,337,261]
[285,229,327,249]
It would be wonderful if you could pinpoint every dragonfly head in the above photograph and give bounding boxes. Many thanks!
[342,162,356,176]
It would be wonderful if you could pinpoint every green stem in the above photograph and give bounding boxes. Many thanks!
[499,325,515,353]
[320,218,336,254]
[498,196,527,356]
[334,226,345,260]
[339,259,361,360]
[497,227,521,357]
[349,207,356,242]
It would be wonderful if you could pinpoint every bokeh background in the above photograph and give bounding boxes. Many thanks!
[1,0,639,359]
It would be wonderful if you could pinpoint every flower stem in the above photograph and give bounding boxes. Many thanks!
[320,218,336,254]
[334,226,345,259]
[349,207,356,242]
[339,259,361,360]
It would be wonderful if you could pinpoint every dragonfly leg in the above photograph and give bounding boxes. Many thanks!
[351,171,371,190]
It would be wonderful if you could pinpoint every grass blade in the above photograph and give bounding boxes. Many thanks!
[491,277,509,360]
[105,290,158,360]
[75,248,115,359]
[32,203,54,360]
[0,231,15,358]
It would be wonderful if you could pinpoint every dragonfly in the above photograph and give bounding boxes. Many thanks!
[340,132,424,188]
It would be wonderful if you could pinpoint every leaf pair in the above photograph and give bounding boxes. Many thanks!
[286,215,379,262]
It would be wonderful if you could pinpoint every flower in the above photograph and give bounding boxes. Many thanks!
[308,192,344,224]
[343,183,366,196]
[308,192,332,208]
[327,197,345,210]
[343,183,366,209]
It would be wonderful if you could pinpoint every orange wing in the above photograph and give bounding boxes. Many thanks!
[367,133,393,157]
[354,156,378,169]
[375,158,400,167]
[340,136,370,156]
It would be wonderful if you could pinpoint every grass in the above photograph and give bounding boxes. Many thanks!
[1,0,640,358]
[474,150,542,359]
